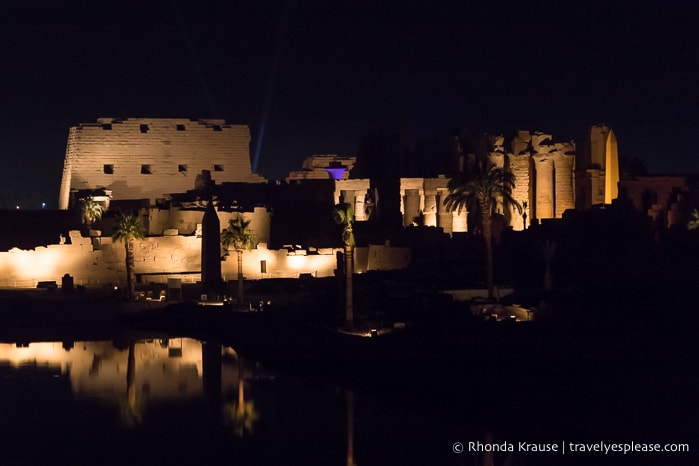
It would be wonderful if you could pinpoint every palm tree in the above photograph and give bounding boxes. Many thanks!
[120,340,143,427]
[444,164,521,299]
[688,209,699,230]
[223,354,259,437]
[112,213,145,300]
[79,197,105,234]
[334,203,355,328]
[221,216,255,308]
[345,389,356,466]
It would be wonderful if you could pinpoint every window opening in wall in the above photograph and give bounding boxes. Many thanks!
[141,165,152,174]
[176,124,186,131]
[140,124,149,133]
[102,124,112,130]
[213,164,224,172]
[178,164,188,173]
[212,125,222,131]
[104,164,114,174]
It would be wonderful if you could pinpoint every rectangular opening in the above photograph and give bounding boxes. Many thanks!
[140,124,149,133]
[176,124,186,131]
[141,164,152,174]
[178,164,188,172]
[213,164,224,171]
[103,164,114,174]
[101,124,112,130]
[212,125,222,131]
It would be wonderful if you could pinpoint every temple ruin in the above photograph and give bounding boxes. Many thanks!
[575,125,620,210]
[58,118,266,209]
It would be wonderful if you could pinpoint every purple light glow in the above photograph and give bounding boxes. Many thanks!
[325,167,347,180]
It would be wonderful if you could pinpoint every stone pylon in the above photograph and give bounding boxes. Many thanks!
[201,200,223,298]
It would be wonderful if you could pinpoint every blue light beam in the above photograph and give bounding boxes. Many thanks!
[172,1,219,117]
[252,1,291,174]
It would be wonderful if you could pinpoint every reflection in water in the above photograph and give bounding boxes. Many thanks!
[121,341,142,427]
[223,354,258,437]
[0,338,456,465]
[0,339,206,402]
[0,339,575,466]
[346,388,355,466]
[202,340,222,404]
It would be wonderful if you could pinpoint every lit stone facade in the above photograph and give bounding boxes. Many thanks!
[58,118,265,209]
[395,177,467,232]
[146,206,272,243]
[494,131,576,229]
[397,131,580,233]
[575,125,620,209]
[334,178,371,221]
[0,231,411,288]
[286,155,356,182]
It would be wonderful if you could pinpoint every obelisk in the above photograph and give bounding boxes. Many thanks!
[201,200,222,299]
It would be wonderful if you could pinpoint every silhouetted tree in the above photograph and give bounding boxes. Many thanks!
[223,355,258,437]
[221,216,255,308]
[444,165,521,298]
[334,203,355,328]
[112,213,145,300]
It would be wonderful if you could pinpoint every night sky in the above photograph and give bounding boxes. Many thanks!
[1,1,698,208]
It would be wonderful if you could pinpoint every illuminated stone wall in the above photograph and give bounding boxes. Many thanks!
[0,233,411,288]
[287,155,357,181]
[146,206,272,244]
[398,177,453,229]
[58,118,266,209]
[334,179,371,221]
[575,125,620,209]
[506,131,576,229]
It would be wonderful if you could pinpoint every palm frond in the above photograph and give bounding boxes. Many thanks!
[112,214,145,242]
[444,165,522,217]
[221,215,256,256]
[689,209,699,231]
[79,197,105,225]
[333,203,355,247]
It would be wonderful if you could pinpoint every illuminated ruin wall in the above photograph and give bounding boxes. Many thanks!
[397,132,576,232]
[0,232,410,288]
[287,155,357,182]
[575,125,620,209]
[58,118,266,209]
[146,206,272,241]
[503,131,576,229]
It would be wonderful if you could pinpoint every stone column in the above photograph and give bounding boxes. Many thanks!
[354,193,366,221]
[452,210,467,233]
[340,190,356,210]
[553,153,575,218]
[509,155,531,231]
[403,189,420,226]
[533,156,554,220]
[437,188,453,235]
[58,127,78,210]
[423,192,437,227]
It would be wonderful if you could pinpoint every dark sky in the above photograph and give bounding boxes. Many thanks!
[1,1,698,208]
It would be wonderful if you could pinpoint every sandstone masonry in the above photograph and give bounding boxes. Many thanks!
[58,118,265,209]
